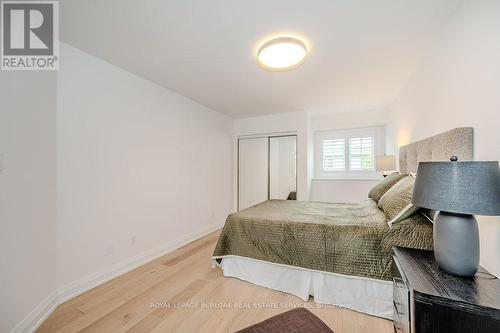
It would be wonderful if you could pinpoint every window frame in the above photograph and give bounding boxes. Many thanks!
[314,126,385,179]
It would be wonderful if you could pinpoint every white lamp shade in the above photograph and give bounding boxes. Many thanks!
[376,155,396,172]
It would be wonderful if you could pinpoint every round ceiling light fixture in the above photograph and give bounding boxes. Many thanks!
[256,35,308,71]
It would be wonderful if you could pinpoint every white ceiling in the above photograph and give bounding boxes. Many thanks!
[60,0,460,118]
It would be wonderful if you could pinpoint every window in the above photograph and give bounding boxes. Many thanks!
[315,126,384,178]
[322,138,345,171]
[348,136,375,170]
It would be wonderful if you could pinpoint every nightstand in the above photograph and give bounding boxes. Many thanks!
[392,246,500,333]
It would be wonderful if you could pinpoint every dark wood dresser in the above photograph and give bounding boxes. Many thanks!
[392,246,500,333]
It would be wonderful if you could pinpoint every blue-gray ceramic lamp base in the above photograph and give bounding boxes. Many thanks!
[434,211,480,277]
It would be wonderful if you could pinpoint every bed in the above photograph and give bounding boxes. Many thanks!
[212,128,473,319]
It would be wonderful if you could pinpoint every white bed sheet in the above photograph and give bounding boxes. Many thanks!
[218,256,393,319]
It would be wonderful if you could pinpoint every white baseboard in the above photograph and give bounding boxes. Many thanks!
[11,290,59,333]
[57,223,223,303]
[12,223,223,333]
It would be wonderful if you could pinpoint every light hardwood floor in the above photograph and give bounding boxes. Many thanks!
[37,230,393,333]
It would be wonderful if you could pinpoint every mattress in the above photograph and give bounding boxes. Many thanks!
[212,199,433,281]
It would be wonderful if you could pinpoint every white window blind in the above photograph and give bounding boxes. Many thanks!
[315,126,383,178]
[349,136,375,170]
[322,138,345,171]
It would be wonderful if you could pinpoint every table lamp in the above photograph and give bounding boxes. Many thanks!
[376,155,396,176]
[412,156,500,276]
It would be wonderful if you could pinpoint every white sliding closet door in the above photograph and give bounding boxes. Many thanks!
[269,136,297,200]
[238,138,269,210]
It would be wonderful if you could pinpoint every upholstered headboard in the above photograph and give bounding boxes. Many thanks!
[399,127,474,173]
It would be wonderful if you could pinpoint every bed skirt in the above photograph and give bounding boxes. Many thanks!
[214,256,393,320]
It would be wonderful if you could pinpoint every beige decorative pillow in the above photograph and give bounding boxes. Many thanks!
[368,172,406,202]
[378,175,419,226]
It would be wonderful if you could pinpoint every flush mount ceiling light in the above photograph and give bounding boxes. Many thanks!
[256,36,308,71]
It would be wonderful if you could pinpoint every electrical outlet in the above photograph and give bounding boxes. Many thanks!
[130,235,136,247]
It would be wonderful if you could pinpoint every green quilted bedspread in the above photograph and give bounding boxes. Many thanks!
[212,199,433,281]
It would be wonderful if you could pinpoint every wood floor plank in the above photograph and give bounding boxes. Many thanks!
[191,279,266,333]
[75,249,216,333]
[51,229,220,320]
[163,237,218,266]
[76,264,171,313]
[45,265,175,333]
[37,229,392,333]
[126,278,207,332]
[149,277,226,333]
[48,244,214,333]
[36,308,85,332]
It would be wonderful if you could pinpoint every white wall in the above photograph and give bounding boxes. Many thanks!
[56,44,234,288]
[310,179,380,203]
[0,71,57,332]
[311,109,388,132]
[310,109,387,203]
[386,0,500,276]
